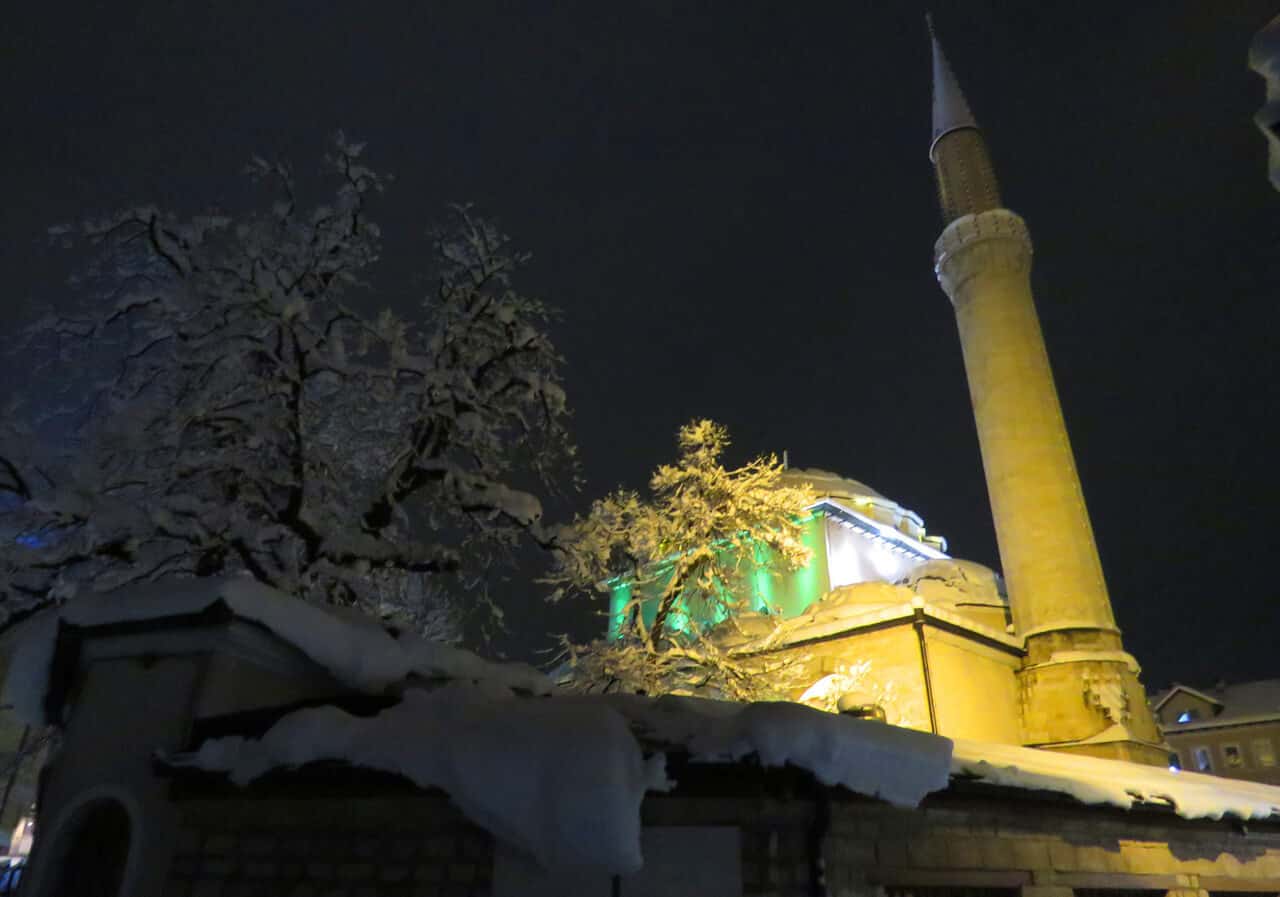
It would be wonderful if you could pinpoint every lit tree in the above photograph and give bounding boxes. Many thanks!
[0,136,573,639]
[549,419,813,699]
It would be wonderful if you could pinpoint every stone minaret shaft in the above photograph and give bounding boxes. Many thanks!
[927,23,1165,765]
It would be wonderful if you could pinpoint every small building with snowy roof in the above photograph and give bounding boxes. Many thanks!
[1152,680,1280,785]
[4,579,1280,897]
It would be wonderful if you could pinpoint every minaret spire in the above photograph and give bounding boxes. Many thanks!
[927,16,1002,224]
[927,13,978,160]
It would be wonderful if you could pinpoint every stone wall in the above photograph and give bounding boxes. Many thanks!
[156,781,1280,897]
[825,793,1280,897]
[163,796,493,897]
[641,780,1280,897]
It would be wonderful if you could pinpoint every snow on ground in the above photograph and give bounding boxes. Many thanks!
[1,576,553,725]
[951,738,1280,821]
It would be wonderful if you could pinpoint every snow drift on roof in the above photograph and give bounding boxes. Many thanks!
[604,692,953,808]
[172,682,667,874]
[167,687,954,874]
[1,576,553,725]
[951,738,1280,821]
[1159,679,1280,724]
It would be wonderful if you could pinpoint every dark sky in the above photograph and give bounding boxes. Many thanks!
[3,2,1277,689]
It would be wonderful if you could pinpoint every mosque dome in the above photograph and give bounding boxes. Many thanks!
[779,467,940,549]
[778,468,886,503]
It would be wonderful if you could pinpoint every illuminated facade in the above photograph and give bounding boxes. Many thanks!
[606,470,948,636]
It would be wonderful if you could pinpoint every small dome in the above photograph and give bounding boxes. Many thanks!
[785,583,919,631]
[899,558,1006,607]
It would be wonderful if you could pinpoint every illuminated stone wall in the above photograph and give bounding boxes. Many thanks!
[764,612,1022,744]
[927,628,1022,744]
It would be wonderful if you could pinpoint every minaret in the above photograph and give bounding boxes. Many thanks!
[927,21,1166,765]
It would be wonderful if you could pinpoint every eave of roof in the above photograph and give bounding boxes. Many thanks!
[1153,683,1225,712]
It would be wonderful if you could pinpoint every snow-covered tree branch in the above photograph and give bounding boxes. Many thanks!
[0,135,574,639]
[548,419,813,699]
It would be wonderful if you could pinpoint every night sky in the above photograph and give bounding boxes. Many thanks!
[3,2,1277,689]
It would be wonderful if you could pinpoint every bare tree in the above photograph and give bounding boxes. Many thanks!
[0,135,574,639]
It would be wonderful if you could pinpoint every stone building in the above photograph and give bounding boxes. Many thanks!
[1153,682,1280,785]
[3,580,1280,897]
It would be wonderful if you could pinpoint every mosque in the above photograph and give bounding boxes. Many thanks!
[612,23,1168,767]
[7,22,1280,897]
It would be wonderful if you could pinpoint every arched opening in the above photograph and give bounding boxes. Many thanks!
[48,800,131,897]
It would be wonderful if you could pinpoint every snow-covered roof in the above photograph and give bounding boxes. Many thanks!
[0,576,553,725]
[8,578,1280,877]
[1154,679,1280,731]
[1152,683,1224,712]
[900,558,1006,606]
[165,684,1280,874]
[951,738,1280,821]
[165,686,954,874]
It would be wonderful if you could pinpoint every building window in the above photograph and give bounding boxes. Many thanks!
[1194,746,1213,772]
[1167,751,1182,771]
[1223,744,1245,768]
[1177,710,1199,723]
[1254,738,1276,767]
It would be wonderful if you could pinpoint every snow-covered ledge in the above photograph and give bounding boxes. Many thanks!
[9,576,1280,878]
[0,576,553,726]
[163,685,954,874]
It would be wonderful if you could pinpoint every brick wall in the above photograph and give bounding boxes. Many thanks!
[163,797,493,897]
[823,795,1280,897]
[156,782,1280,897]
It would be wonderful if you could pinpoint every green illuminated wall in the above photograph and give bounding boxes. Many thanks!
[606,513,831,638]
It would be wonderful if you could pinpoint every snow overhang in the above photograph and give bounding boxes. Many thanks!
[162,686,955,875]
[0,577,555,727]
[950,737,1280,822]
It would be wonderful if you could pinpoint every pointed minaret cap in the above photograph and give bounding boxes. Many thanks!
[928,14,979,161]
